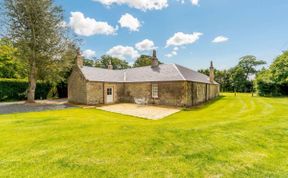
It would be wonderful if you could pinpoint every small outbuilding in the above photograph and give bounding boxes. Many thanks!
[68,50,220,107]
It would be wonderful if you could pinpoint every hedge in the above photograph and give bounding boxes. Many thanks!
[256,80,288,96]
[0,78,52,101]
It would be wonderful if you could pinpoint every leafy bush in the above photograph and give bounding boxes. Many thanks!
[0,78,52,101]
[256,51,288,96]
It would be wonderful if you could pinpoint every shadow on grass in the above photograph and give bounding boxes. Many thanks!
[259,95,288,99]
[182,95,226,112]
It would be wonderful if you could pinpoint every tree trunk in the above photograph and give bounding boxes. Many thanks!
[27,61,37,103]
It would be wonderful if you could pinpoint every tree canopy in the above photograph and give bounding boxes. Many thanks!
[133,55,153,67]
[0,38,26,78]
[270,51,288,84]
[198,55,266,93]
[238,55,266,80]
[95,55,130,70]
[133,55,162,68]
[4,0,73,102]
[256,51,288,96]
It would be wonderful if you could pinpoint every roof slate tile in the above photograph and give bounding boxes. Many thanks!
[80,64,218,84]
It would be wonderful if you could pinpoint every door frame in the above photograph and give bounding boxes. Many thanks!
[105,86,114,104]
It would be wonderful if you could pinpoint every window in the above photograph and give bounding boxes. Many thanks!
[152,84,158,98]
[107,88,112,95]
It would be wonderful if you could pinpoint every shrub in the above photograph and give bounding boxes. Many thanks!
[256,51,288,96]
[0,78,52,101]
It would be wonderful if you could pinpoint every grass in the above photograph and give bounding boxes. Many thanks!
[0,93,288,177]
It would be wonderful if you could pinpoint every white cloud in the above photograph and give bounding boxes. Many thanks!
[135,39,156,51]
[83,49,96,59]
[165,54,173,58]
[176,0,199,5]
[118,13,141,31]
[69,12,116,36]
[191,0,199,5]
[165,47,179,58]
[107,45,140,60]
[93,0,168,11]
[176,0,185,4]
[166,32,203,47]
[212,36,229,43]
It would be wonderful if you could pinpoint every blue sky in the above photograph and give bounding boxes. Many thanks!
[56,0,288,70]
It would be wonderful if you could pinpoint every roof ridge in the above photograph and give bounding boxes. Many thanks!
[175,63,210,78]
[83,64,168,71]
[82,66,124,71]
[174,63,197,72]
[173,64,186,80]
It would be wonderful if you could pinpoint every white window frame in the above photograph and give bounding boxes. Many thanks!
[152,84,158,98]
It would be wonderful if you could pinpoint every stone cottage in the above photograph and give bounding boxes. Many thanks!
[68,50,220,107]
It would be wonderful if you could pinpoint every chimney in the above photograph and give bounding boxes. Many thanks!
[76,48,83,68]
[209,61,215,83]
[151,49,159,68]
[108,60,113,70]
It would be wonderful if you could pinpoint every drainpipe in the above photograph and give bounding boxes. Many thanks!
[102,82,105,104]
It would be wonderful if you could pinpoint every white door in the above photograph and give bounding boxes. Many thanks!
[106,87,114,104]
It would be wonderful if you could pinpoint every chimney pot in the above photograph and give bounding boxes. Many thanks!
[108,60,113,70]
[209,61,215,83]
[76,48,83,68]
[151,50,159,68]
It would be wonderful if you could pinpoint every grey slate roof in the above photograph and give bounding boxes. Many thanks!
[80,64,219,84]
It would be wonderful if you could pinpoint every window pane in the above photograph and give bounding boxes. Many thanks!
[107,88,112,95]
[152,84,158,98]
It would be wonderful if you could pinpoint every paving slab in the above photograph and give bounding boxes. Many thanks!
[96,103,181,120]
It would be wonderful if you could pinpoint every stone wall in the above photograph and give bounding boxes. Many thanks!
[190,82,207,105]
[86,82,104,105]
[157,82,188,106]
[188,82,220,106]
[68,67,87,104]
[121,83,151,103]
[85,82,125,105]
[121,82,188,107]
[208,84,220,99]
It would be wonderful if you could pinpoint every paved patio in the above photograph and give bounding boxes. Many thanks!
[96,103,181,120]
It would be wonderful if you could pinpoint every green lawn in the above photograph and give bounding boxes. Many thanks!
[0,93,288,177]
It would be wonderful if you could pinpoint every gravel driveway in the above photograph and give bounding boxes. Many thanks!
[0,99,75,115]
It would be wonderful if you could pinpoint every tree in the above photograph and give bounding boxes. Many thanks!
[133,55,163,67]
[255,68,277,96]
[230,66,249,93]
[83,58,95,67]
[238,55,266,80]
[0,38,26,78]
[197,69,209,76]
[256,51,288,96]
[231,55,266,93]
[270,51,288,84]
[4,0,71,102]
[95,55,130,69]
[198,68,233,92]
[133,55,153,67]
[198,56,266,93]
